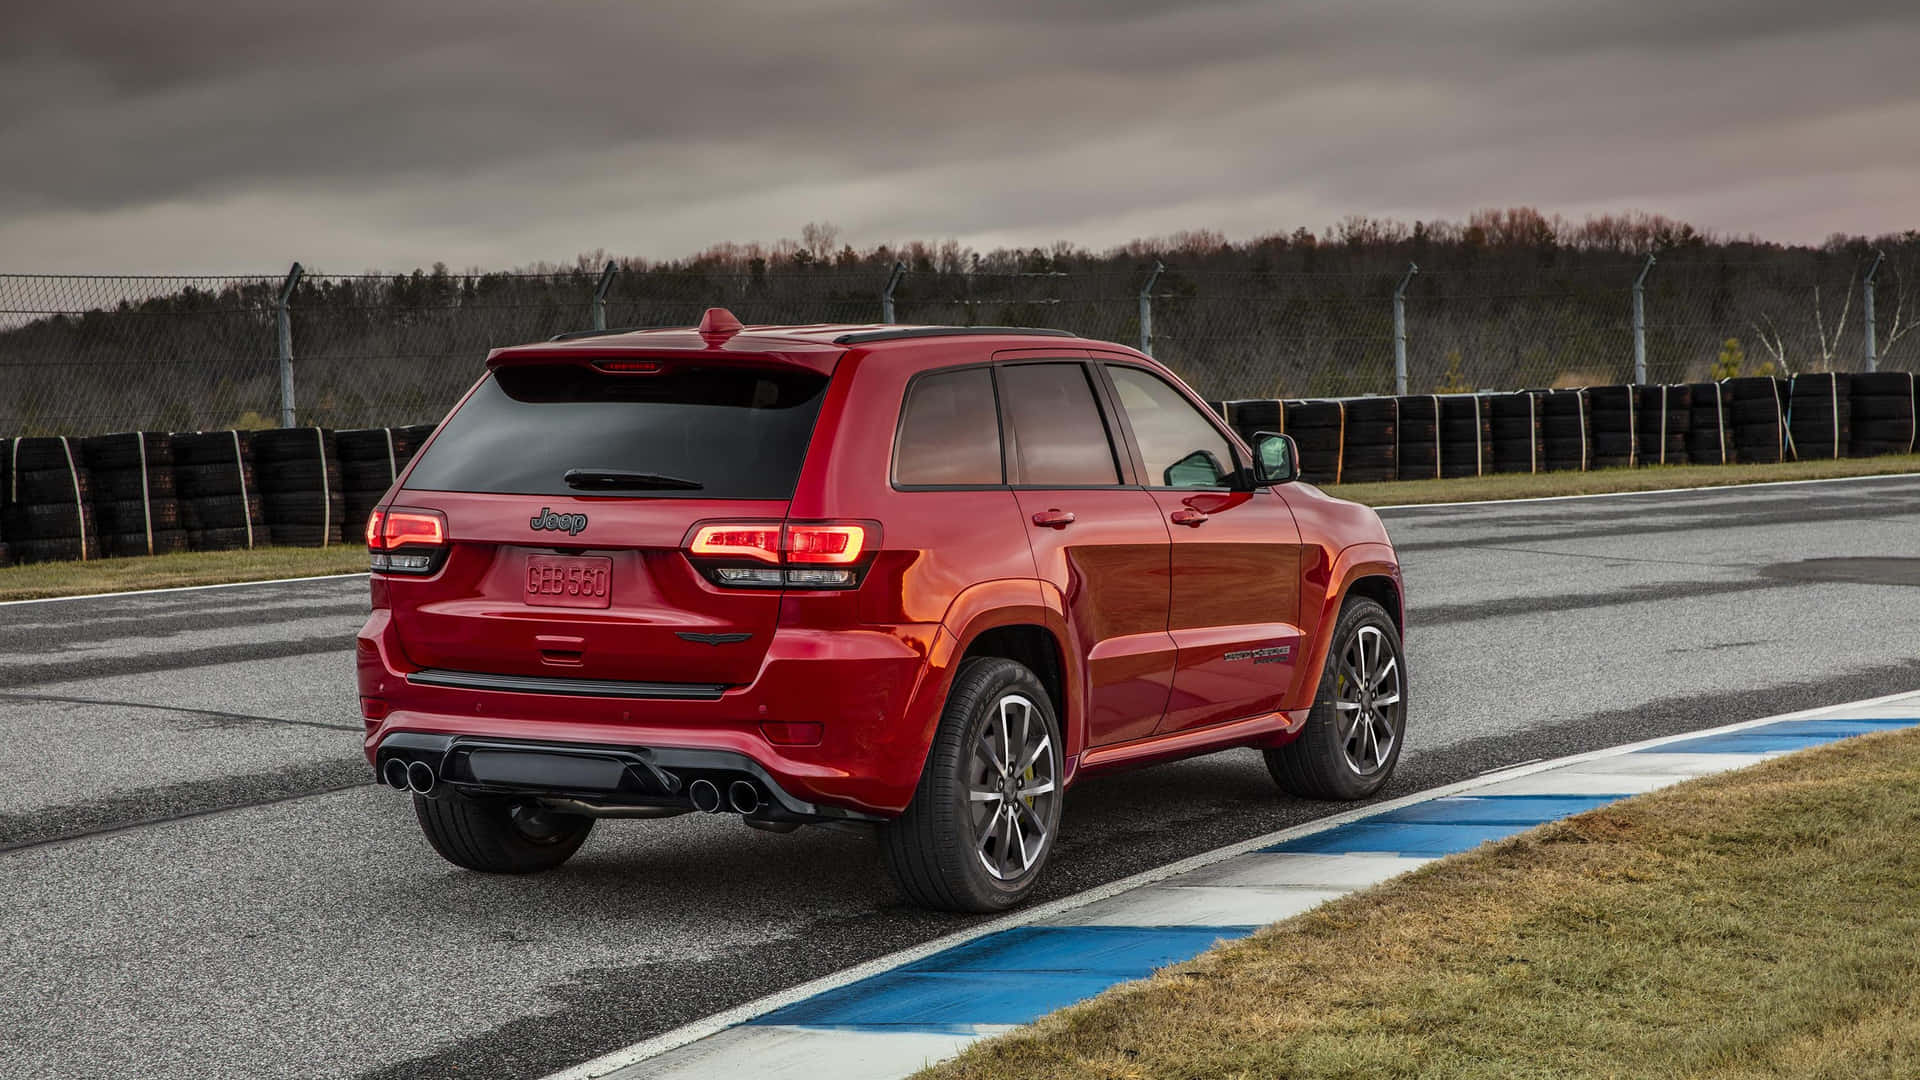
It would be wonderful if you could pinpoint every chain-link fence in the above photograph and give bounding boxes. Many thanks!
[4,258,1915,437]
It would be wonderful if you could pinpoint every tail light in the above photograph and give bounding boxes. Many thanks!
[686,520,877,589]
[366,507,449,575]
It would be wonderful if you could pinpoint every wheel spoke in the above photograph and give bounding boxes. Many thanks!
[968,787,1001,802]
[1374,691,1401,708]
[1334,700,1361,712]
[1008,809,1029,871]
[1371,655,1397,692]
[977,734,1005,779]
[1020,778,1056,797]
[1016,732,1051,774]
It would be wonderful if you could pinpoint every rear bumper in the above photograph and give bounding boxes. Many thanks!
[357,609,945,816]
[375,732,877,822]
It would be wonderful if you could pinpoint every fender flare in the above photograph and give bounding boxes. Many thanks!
[891,578,1082,786]
[1291,541,1403,709]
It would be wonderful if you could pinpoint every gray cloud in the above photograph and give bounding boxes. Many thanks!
[2,0,1916,272]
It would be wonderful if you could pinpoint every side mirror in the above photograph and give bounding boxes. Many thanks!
[1252,432,1298,485]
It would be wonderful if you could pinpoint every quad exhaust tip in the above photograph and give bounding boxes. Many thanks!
[727,780,761,816]
[405,760,437,795]
[688,778,724,814]
[382,758,410,791]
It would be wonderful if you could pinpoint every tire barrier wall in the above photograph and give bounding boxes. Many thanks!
[1219,373,1918,492]
[4,374,1917,567]
[0,425,434,567]
[79,432,186,558]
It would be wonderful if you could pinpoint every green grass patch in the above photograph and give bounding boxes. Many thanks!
[0,545,366,601]
[1328,454,1920,506]
[920,727,1920,1080]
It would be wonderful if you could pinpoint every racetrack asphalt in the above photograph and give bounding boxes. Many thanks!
[3,473,1917,1080]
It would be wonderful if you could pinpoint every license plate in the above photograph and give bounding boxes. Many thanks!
[524,555,613,609]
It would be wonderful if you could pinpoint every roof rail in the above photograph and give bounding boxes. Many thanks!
[831,326,1078,346]
[547,326,671,342]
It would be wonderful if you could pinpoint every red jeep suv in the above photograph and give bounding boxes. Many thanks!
[357,310,1405,912]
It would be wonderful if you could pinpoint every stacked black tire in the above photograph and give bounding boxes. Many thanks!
[1488,392,1543,474]
[1337,398,1397,483]
[1438,395,1490,478]
[1848,372,1918,457]
[1586,385,1638,468]
[172,431,266,551]
[340,428,403,542]
[1282,401,1346,486]
[1395,396,1441,480]
[1221,399,1285,451]
[1686,382,1733,465]
[252,428,346,547]
[1725,376,1791,464]
[1634,384,1690,466]
[2,436,101,563]
[1787,373,1850,461]
[1540,389,1589,472]
[78,432,187,558]
[0,440,11,567]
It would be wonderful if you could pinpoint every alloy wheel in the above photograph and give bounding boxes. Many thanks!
[1333,624,1402,776]
[966,692,1060,880]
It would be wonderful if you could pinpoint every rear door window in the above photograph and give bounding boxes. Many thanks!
[893,367,1003,486]
[998,363,1122,486]
[403,363,828,500]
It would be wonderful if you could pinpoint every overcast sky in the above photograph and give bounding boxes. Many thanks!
[3,0,1916,274]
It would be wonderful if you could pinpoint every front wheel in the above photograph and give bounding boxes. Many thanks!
[1266,597,1406,800]
[413,789,594,873]
[881,657,1064,912]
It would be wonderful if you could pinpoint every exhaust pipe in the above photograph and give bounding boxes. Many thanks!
[406,760,437,795]
[688,778,724,814]
[382,758,411,791]
[727,780,762,816]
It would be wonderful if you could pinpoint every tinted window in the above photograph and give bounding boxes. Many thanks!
[894,367,1003,486]
[403,364,828,499]
[999,363,1120,486]
[1107,365,1236,488]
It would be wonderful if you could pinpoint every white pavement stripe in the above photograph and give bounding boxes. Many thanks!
[0,572,367,607]
[1372,469,1920,512]
[1040,884,1348,927]
[552,688,1920,1080]
[642,1024,1015,1080]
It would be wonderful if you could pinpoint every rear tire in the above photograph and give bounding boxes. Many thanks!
[881,657,1064,913]
[1266,597,1406,801]
[413,789,594,873]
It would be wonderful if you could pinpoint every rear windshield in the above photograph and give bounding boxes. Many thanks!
[403,363,830,500]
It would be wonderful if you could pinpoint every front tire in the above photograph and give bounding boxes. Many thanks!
[881,657,1064,912]
[413,789,594,874]
[1266,597,1406,800]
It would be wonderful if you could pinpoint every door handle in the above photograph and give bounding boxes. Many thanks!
[1031,509,1075,529]
[1170,509,1208,527]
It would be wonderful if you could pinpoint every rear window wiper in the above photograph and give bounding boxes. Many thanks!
[563,468,704,491]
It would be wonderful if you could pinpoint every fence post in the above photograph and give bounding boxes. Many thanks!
[276,262,304,428]
[591,260,618,331]
[1631,253,1655,384]
[1138,261,1163,356]
[1863,249,1885,373]
[881,261,906,323]
[1393,262,1418,396]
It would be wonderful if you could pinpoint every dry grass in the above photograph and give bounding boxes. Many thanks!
[0,545,365,601]
[1330,454,1920,506]
[920,727,1920,1080]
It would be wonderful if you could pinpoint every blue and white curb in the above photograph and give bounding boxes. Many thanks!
[547,689,1920,1080]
